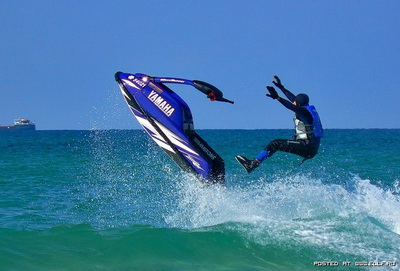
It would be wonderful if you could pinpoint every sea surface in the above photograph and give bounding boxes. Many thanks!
[0,129,399,270]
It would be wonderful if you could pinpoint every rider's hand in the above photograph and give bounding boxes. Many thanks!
[266,86,279,99]
[272,75,284,90]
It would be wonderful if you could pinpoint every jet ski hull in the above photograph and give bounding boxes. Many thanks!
[115,72,225,183]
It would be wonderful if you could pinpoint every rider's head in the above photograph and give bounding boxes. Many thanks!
[294,93,309,106]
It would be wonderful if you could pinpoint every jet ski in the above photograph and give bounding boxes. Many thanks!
[115,72,234,184]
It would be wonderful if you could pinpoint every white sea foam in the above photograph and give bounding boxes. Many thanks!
[165,174,400,264]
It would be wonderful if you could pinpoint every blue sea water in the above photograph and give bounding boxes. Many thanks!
[0,129,399,270]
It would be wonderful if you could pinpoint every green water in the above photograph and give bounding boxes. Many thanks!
[0,129,399,270]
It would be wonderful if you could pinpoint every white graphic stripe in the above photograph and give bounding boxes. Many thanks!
[122,79,141,90]
[153,120,204,171]
[119,87,131,101]
[134,115,175,153]
[155,120,199,156]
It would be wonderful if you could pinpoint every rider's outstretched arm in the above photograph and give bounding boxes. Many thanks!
[273,75,296,102]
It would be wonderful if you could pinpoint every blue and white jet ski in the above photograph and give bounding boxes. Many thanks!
[115,72,234,184]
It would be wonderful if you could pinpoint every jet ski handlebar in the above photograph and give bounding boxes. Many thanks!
[151,77,234,104]
[192,80,234,104]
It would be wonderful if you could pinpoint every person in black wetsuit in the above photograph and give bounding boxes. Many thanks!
[236,75,324,173]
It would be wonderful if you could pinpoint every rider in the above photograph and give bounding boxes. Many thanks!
[236,75,323,173]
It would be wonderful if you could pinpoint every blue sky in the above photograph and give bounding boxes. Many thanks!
[1,0,399,130]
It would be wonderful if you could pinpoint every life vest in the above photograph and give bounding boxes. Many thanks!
[294,105,324,140]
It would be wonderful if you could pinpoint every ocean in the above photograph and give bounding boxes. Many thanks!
[0,129,399,270]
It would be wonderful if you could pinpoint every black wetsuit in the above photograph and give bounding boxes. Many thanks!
[265,88,321,160]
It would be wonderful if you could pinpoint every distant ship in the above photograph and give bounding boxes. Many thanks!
[0,119,36,130]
